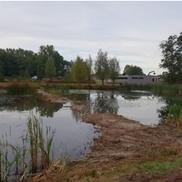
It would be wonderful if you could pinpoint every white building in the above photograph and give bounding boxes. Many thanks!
[114,75,160,84]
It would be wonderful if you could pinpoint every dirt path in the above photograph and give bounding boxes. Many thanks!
[26,112,182,182]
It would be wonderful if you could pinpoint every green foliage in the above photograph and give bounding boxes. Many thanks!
[159,32,182,84]
[123,64,144,75]
[85,54,93,86]
[136,159,182,175]
[0,113,56,180]
[109,57,120,84]
[36,54,46,80]
[0,71,4,82]
[70,56,87,83]
[6,82,36,95]
[39,45,65,77]
[0,45,68,80]
[44,85,70,95]
[45,56,56,79]
[94,49,109,86]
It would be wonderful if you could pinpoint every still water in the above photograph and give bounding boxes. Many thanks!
[0,89,166,161]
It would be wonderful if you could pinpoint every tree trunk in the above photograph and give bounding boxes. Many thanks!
[102,79,104,86]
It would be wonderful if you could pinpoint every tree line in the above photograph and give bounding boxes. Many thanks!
[69,49,121,86]
[0,44,147,85]
[0,45,71,81]
[1,32,181,85]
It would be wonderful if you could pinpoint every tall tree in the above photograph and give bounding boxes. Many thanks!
[45,57,56,79]
[109,57,120,85]
[70,56,87,83]
[159,32,182,84]
[85,55,93,86]
[123,65,144,75]
[94,49,109,86]
[38,45,64,77]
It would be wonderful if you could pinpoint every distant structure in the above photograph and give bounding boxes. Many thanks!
[114,74,160,84]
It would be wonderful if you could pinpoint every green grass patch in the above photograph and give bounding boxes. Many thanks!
[44,85,70,95]
[136,159,182,175]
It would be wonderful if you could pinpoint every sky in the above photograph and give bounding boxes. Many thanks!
[0,1,182,75]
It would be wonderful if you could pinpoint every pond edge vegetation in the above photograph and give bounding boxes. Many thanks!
[2,81,182,181]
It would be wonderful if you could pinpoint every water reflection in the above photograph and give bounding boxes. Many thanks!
[68,90,162,123]
[1,94,63,117]
[1,90,163,126]
[0,89,170,164]
[93,91,119,114]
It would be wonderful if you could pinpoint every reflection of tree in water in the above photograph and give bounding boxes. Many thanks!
[68,94,88,101]
[71,100,93,122]
[3,94,63,117]
[157,97,182,125]
[122,95,141,100]
[120,91,153,101]
[93,91,119,114]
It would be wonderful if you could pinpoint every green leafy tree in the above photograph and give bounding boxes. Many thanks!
[70,56,87,83]
[109,57,120,85]
[123,65,144,75]
[94,49,109,86]
[85,55,93,86]
[45,57,56,79]
[159,32,182,84]
[39,45,64,77]
[0,71,4,82]
[36,54,45,80]
[4,48,19,77]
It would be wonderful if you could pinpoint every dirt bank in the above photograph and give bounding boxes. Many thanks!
[37,89,71,103]
[26,113,182,182]
[70,104,87,111]
[41,94,70,103]
[82,113,182,161]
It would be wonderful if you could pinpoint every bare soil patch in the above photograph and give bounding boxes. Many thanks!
[38,89,71,103]
[41,94,70,103]
[70,104,87,111]
[25,113,182,182]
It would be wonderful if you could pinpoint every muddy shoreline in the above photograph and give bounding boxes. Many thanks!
[28,112,182,182]
[25,93,182,182]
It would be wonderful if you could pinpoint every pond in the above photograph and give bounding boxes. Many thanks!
[0,89,170,167]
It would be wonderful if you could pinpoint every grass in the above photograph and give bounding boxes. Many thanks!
[2,80,182,96]
[119,83,182,96]
[157,96,182,128]
[72,157,182,182]
[6,82,36,95]
[44,85,70,95]
[136,159,182,175]
[0,113,57,181]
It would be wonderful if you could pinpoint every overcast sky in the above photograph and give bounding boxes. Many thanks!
[0,1,182,75]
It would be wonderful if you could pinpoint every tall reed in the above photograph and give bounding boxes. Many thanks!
[0,113,56,181]
[6,82,36,95]
[26,113,56,172]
